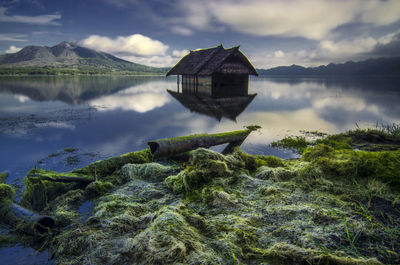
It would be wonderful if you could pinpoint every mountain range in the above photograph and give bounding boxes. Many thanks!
[258,57,400,76]
[0,41,164,74]
[1,41,399,76]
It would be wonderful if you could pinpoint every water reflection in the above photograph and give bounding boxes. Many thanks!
[0,76,163,104]
[167,80,256,121]
[1,75,400,181]
[89,81,174,112]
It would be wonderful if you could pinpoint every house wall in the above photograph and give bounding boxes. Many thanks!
[182,75,212,96]
[181,73,249,98]
[211,73,249,97]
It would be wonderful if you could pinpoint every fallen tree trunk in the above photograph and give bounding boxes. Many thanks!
[27,173,93,184]
[148,126,260,158]
[0,203,55,235]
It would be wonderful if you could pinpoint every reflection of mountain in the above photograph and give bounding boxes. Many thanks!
[168,89,256,121]
[0,76,163,104]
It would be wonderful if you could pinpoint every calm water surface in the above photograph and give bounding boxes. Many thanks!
[1,75,400,263]
[1,75,400,183]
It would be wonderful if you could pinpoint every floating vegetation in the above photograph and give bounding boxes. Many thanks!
[272,125,400,154]
[271,136,310,154]
[64,148,78,153]
[0,172,8,183]
[1,130,399,264]
[0,107,97,136]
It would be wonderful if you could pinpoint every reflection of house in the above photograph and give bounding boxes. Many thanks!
[167,90,257,121]
[166,45,258,97]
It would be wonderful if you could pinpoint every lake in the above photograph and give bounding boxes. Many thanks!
[1,75,400,263]
[1,75,400,185]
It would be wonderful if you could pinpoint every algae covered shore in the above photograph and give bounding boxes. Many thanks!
[1,128,400,264]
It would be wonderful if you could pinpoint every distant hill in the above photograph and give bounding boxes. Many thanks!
[0,41,165,75]
[258,57,400,76]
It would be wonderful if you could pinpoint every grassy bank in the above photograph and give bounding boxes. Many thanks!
[1,128,399,264]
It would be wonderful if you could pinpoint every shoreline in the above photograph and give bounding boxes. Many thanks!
[1,128,400,264]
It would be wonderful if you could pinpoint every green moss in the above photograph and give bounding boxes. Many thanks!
[302,144,335,161]
[237,150,284,171]
[0,184,15,204]
[74,148,152,178]
[20,168,90,211]
[51,228,95,263]
[302,144,400,188]
[246,125,262,131]
[245,243,383,265]
[44,190,85,227]
[65,155,80,166]
[0,172,8,183]
[0,234,18,246]
[85,181,114,198]
[121,162,175,182]
[127,205,220,264]
[165,172,185,193]
[316,128,400,151]
[183,160,232,191]
[166,148,235,193]
[7,129,400,264]
[271,136,310,154]
[64,147,77,153]
[315,133,352,149]
[255,166,297,182]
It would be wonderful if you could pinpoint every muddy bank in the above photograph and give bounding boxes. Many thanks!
[1,129,400,264]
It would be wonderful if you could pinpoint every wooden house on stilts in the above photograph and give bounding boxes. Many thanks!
[166,45,258,98]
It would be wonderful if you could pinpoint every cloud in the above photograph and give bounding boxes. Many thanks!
[315,30,400,61]
[0,33,27,42]
[274,50,284,58]
[170,26,193,36]
[368,32,400,57]
[0,6,61,25]
[119,55,175,67]
[318,37,378,56]
[207,0,356,39]
[80,34,168,56]
[169,0,400,40]
[252,29,400,68]
[119,50,187,67]
[360,0,400,26]
[172,49,189,58]
[5,45,21,53]
[102,0,139,7]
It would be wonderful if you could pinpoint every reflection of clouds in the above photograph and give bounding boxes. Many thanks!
[89,82,173,113]
[251,78,324,100]
[313,97,379,114]
[15,94,30,103]
[209,109,337,145]
[35,122,75,130]
[249,78,400,135]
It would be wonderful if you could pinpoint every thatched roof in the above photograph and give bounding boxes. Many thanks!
[166,45,258,76]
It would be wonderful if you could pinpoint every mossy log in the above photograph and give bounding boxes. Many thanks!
[0,203,55,235]
[27,173,93,184]
[148,126,260,158]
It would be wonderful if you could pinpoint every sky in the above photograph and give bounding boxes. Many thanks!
[1,0,400,68]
